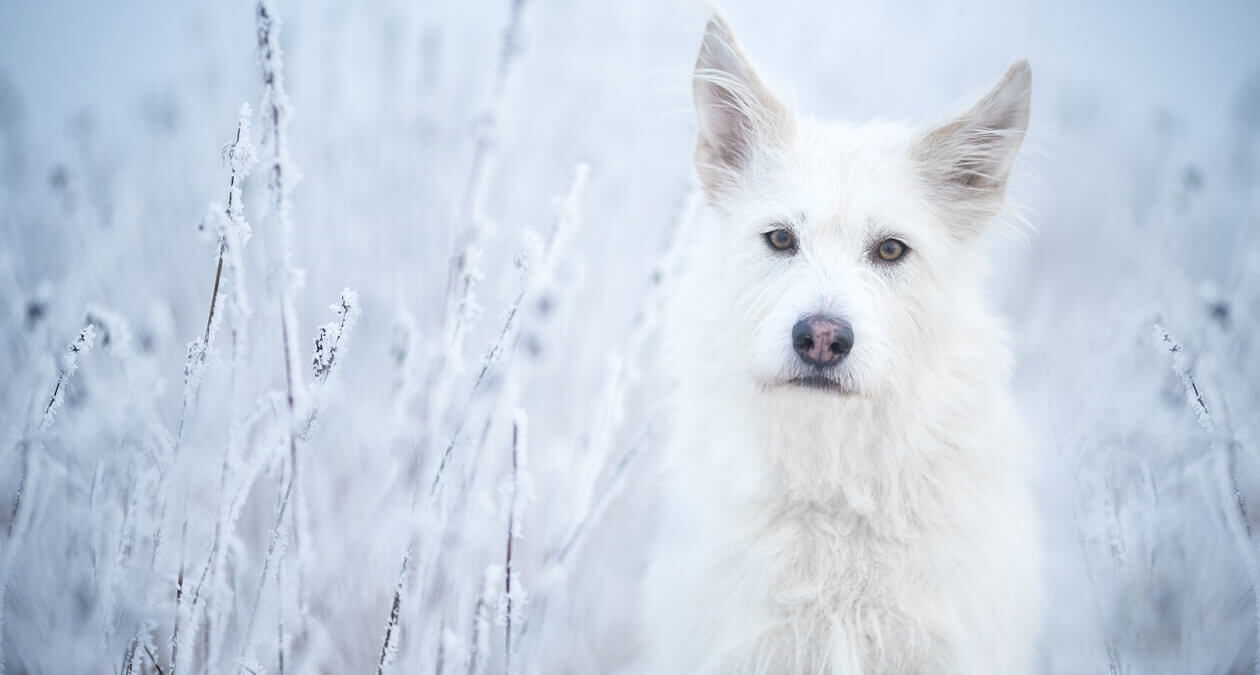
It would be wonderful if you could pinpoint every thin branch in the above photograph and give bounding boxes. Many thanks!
[503,417,522,673]
[239,3,303,668]
[408,0,534,479]
[182,102,257,674]
[179,111,255,447]
[551,188,698,564]
[201,112,246,344]
[1153,323,1259,673]
[238,432,297,669]
[169,514,189,673]
[376,551,410,674]
[41,324,96,431]
[144,644,167,675]
[1073,501,1123,675]
[467,586,489,675]
[444,0,531,345]
[430,257,531,499]
[550,423,653,566]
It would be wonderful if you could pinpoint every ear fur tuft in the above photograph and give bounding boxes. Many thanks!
[913,61,1032,234]
[693,15,794,200]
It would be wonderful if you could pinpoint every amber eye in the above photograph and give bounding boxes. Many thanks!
[764,228,797,252]
[876,238,907,262]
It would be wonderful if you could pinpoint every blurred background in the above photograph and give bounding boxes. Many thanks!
[1,0,1259,672]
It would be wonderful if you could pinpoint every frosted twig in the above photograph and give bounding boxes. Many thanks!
[448,165,585,583]
[1153,323,1259,673]
[412,0,533,461]
[221,104,258,372]
[256,0,304,447]
[180,106,256,447]
[238,3,304,669]
[11,326,105,649]
[176,104,259,675]
[466,573,493,675]
[302,288,361,437]
[40,324,96,431]
[516,190,696,662]
[1071,496,1123,675]
[554,189,697,562]
[186,394,285,624]
[169,512,189,674]
[502,412,527,673]
[238,438,297,670]
[0,440,42,672]
[550,422,653,565]
[377,251,532,674]
[144,644,167,675]
[277,544,286,675]
[165,105,258,675]
[7,437,30,541]
[311,288,361,383]
[6,321,98,629]
[430,251,532,499]
[430,162,588,499]
[381,163,577,674]
[376,551,410,674]
[1152,324,1215,432]
[444,0,532,346]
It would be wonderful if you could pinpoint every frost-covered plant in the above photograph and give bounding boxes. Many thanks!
[1153,324,1260,670]
[39,323,96,431]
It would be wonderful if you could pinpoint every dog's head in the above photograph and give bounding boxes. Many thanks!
[690,15,1030,398]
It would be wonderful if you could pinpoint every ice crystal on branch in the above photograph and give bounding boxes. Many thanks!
[40,324,96,431]
[311,288,361,382]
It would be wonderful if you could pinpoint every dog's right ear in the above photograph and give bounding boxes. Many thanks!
[693,15,794,201]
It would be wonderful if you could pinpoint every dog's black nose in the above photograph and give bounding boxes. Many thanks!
[792,315,853,367]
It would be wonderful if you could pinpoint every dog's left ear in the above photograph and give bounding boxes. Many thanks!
[913,61,1031,235]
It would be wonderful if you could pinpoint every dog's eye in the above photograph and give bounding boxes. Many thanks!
[875,238,907,262]
[764,228,797,252]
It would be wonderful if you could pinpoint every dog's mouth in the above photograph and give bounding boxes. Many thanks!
[788,375,846,392]
[778,371,856,395]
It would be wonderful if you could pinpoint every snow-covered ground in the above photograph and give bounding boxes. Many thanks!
[1,0,1258,672]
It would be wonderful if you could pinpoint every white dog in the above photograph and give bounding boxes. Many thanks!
[639,15,1041,674]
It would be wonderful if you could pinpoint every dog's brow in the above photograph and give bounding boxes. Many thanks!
[758,212,805,231]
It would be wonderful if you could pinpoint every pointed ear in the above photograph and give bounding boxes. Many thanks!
[913,61,1032,232]
[693,15,794,200]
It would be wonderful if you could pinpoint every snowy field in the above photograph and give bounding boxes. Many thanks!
[1,0,1259,672]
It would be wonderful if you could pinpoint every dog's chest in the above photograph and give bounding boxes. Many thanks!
[663,478,948,673]
[748,485,977,669]
[645,380,1036,672]
[677,415,973,664]
[753,497,908,599]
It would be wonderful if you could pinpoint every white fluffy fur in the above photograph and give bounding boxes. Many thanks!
[638,16,1041,674]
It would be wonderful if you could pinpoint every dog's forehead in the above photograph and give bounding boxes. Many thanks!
[778,120,926,236]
